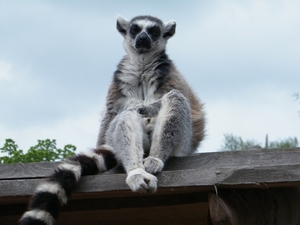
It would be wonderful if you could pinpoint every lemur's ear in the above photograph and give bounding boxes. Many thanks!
[163,20,176,40]
[116,15,129,37]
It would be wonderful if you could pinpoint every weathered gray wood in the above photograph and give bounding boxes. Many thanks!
[1,148,300,201]
[1,148,300,179]
[2,163,300,198]
[165,147,300,171]
[0,162,59,180]
[208,188,300,225]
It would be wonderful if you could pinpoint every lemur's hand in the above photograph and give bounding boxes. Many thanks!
[126,105,148,117]
[137,105,149,117]
[127,105,149,117]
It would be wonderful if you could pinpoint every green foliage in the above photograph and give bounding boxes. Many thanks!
[221,133,298,151]
[0,139,76,164]
[221,134,261,151]
[268,137,298,149]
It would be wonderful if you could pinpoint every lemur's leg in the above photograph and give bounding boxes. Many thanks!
[105,109,157,193]
[144,90,193,174]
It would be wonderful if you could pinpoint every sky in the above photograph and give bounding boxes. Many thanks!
[0,0,299,154]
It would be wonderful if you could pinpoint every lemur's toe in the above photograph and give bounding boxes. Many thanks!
[126,168,158,193]
[144,156,164,174]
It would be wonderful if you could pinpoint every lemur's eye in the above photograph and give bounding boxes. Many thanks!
[152,30,159,35]
[130,25,140,34]
[148,26,161,37]
[130,28,137,34]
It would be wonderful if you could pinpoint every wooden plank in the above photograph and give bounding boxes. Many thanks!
[1,202,209,225]
[0,192,207,216]
[1,148,300,179]
[165,147,300,171]
[208,187,300,225]
[2,163,300,199]
[0,191,209,225]
[0,162,59,180]
[58,203,208,225]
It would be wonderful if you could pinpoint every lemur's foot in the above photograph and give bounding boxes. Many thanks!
[144,156,164,174]
[126,168,157,193]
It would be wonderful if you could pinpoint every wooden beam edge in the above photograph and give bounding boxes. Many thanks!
[1,147,300,180]
[1,163,300,199]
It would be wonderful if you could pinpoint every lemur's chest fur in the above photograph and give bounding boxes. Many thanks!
[118,57,161,109]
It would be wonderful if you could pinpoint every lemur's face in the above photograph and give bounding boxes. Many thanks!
[129,20,161,53]
[117,16,176,55]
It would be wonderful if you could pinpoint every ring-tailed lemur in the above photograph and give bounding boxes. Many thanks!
[20,15,205,225]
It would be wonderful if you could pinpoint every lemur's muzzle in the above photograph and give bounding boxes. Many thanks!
[135,32,151,50]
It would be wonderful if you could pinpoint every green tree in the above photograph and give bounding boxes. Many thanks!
[0,139,76,164]
[220,134,298,151]
[268,137,298,149]
[220,134,261,151]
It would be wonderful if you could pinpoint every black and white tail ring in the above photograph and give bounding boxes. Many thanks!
[19,145,117,225]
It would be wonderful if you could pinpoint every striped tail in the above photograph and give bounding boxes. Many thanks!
[19,145,117,225]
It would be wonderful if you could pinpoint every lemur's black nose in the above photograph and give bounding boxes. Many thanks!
[138,32,149,41]
[136,32,151,51]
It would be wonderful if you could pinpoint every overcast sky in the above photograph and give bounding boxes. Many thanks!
[1,0,299,154]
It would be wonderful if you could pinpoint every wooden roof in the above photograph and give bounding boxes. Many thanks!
[1,148,300,224]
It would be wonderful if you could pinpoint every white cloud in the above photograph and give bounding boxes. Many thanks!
[171,0,300,67]
[0,61,12,81]
[0,61,41,93]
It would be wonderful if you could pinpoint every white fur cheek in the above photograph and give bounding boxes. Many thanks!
[124,40,137,57]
